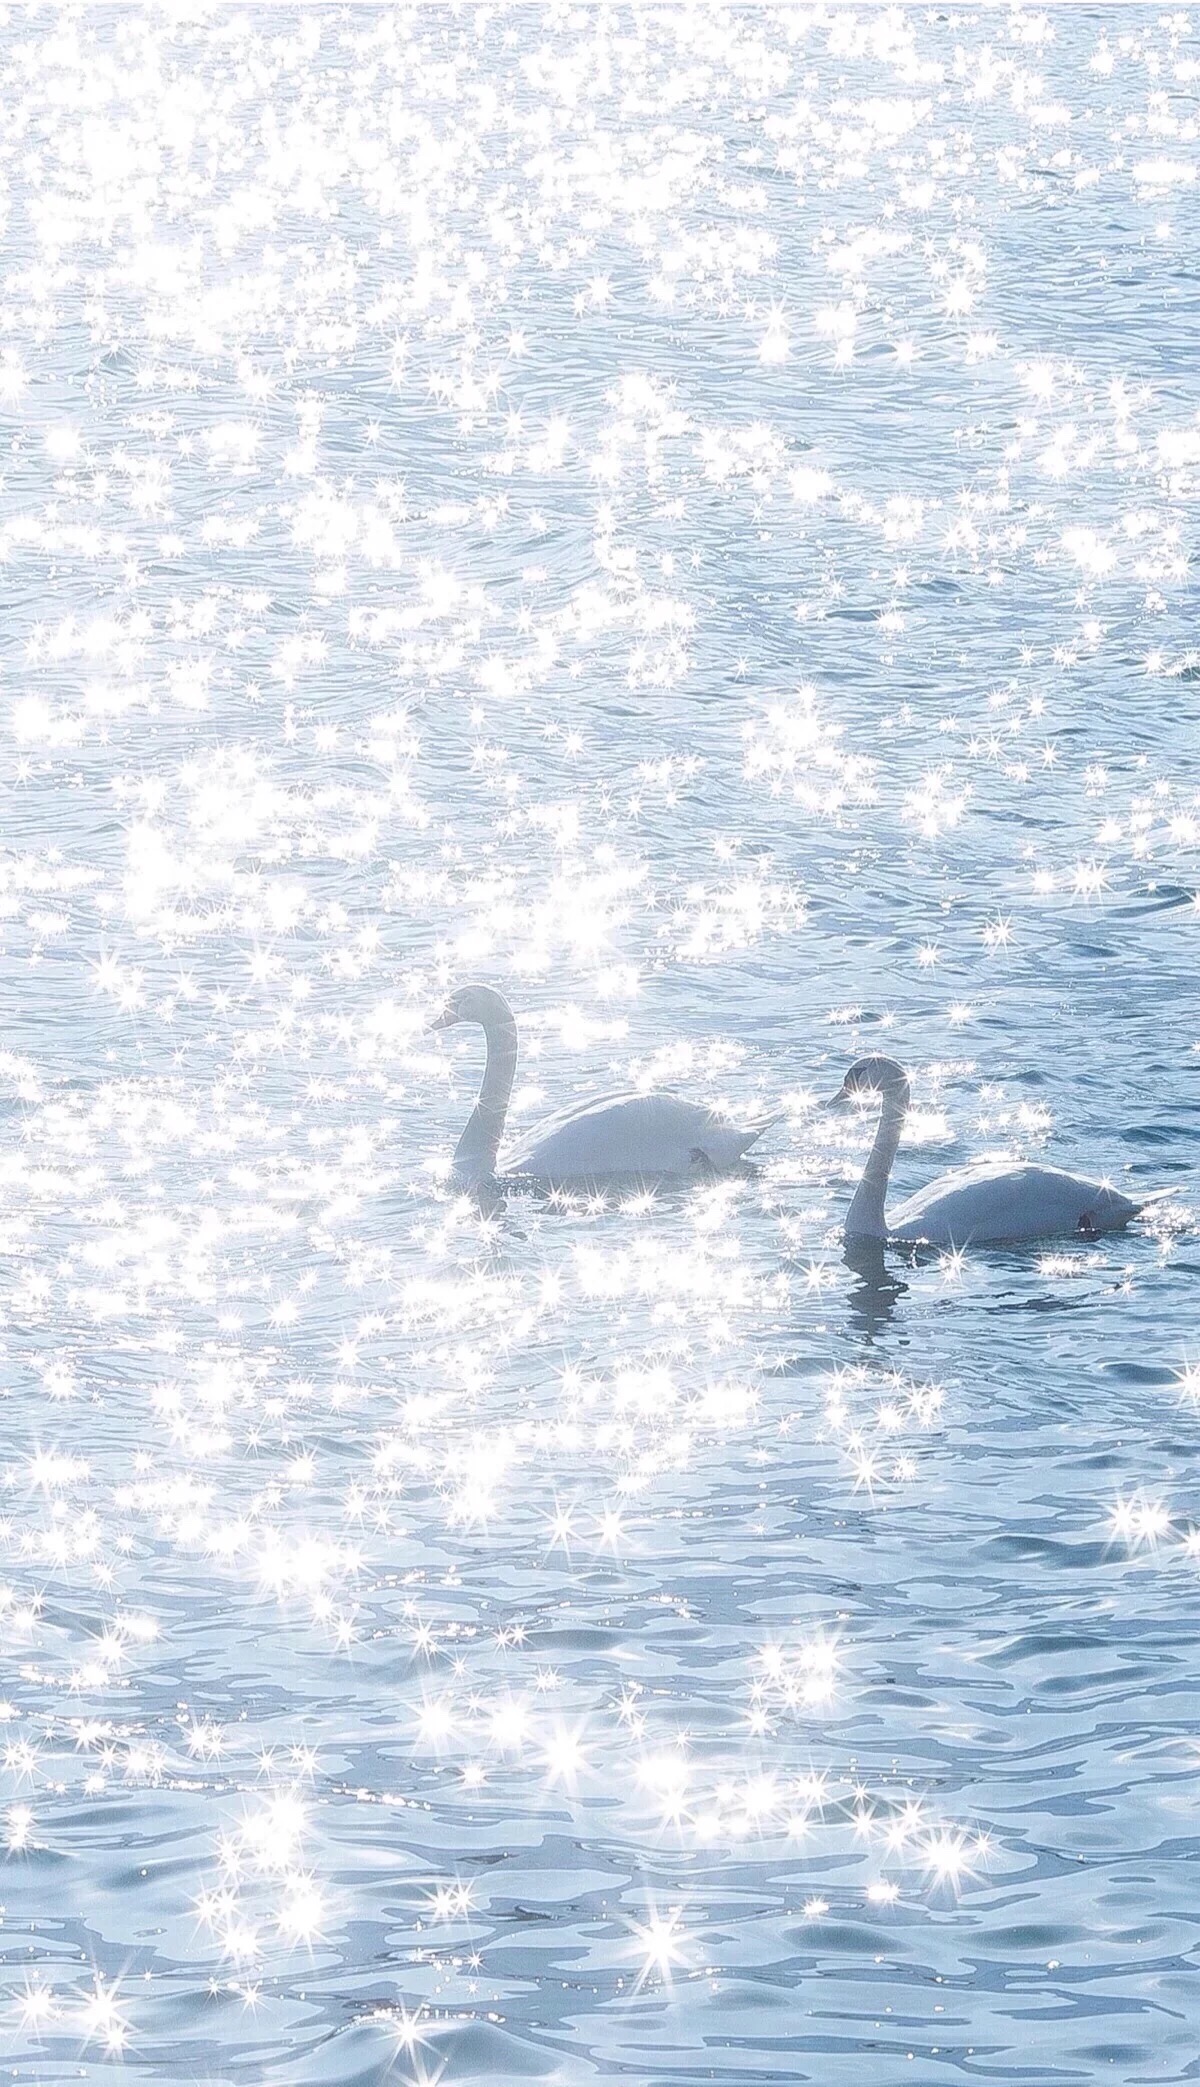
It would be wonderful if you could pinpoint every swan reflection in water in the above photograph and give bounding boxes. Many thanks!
[841,1236,910,1339]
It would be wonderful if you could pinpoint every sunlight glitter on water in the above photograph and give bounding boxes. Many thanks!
[1,6,1199,2083]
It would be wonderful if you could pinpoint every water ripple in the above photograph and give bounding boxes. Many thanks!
[1,7,1198,2083]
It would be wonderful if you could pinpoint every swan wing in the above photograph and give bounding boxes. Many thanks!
[503,1092,772,1184]
[890,1163,1138,1246]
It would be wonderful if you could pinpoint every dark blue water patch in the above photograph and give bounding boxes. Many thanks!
[1102,1362,1180,1386]
[973,1537,1112,1569]
[1115,885,1196,917]
[1121,1122,1200,1145]
[784,1918,907,1957]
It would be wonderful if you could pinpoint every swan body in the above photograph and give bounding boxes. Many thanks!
[432,984,779,1191]
[888,1160,1140,1246]
[831,1055,1146,1248]
[504,1091,775,1182]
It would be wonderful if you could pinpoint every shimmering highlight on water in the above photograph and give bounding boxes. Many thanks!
[1,7,1199,2083]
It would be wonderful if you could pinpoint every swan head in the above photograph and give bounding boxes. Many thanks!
[827,1055,911,1109]
[430,983,515,1033]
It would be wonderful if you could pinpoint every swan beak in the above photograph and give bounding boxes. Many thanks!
[429,1007,455,1032]
[824,1084,853,1111]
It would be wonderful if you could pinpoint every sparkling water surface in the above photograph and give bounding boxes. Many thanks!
[2,7,1199,2082]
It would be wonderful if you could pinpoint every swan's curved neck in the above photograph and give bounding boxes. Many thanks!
[454,1000,518,1182]
[845,1076,910,1241]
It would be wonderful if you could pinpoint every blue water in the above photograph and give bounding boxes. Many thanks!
[1,7,1199,2081]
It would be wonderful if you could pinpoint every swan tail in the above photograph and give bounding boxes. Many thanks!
[1135,1186,1183,1212]
[735,1108,786,1153]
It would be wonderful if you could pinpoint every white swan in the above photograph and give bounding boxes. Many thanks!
[431,984,781,1192]
[829,1054,1152,1247]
